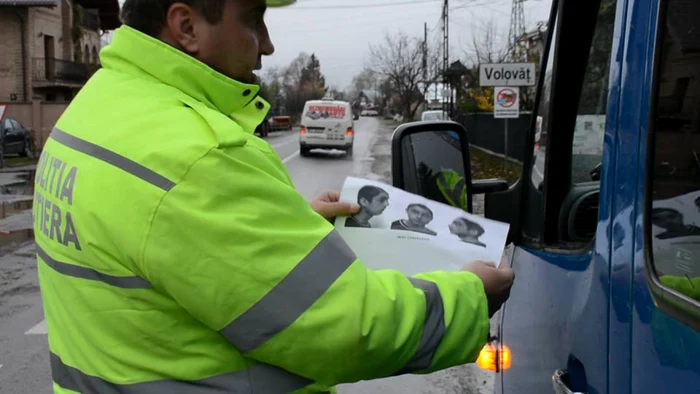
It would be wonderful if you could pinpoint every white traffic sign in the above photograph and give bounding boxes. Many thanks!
[480,63,536,87]
[494,87,519,118]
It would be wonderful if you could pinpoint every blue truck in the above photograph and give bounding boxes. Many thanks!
[390,0,700,392]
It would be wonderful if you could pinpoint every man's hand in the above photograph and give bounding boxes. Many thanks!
[310,191,360,222]
[462,261,515,317]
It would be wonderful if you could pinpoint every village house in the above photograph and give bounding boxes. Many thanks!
[0,0,120,148]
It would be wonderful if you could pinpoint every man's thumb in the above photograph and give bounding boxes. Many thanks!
[336,202,361,215]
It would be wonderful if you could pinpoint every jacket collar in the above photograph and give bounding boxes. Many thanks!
[100,25,269,130]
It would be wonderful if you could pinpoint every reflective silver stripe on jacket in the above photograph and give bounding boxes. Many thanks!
[397,278,446,374]
[220,230,357,353]
[38,244,152,289]
[51,352,313,394]
[50,128,176,191]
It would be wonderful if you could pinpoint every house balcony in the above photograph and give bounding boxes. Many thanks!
[81,9,101,31]
[32,57,100,88]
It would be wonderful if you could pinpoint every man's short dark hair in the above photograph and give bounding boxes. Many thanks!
[357,185,387,204]
[455,217,484,236]
[407,203,433,217]
[651,207,682,225]
[120,0,228,38]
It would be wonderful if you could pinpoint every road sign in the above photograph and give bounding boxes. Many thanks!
[494,87,519,118]
[479,63,536,87]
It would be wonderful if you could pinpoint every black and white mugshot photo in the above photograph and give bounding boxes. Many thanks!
[345,185,390,228]
[448,217,487,247]
[335,177,511,265]
[391,204,438,236]
[651,207,700,240]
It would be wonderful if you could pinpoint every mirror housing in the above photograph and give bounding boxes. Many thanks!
[391,120,509,213]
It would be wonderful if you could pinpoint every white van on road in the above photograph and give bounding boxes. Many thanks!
[420,110,450,121]
[299,100,354,157]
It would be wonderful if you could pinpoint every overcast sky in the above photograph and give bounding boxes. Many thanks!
[113,0,553,88]
[263,0,552,88]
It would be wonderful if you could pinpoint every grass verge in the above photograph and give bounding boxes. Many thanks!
[5,157,39,168]
[470,147,522,185]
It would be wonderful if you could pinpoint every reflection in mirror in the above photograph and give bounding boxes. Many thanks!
[400,130,470,211]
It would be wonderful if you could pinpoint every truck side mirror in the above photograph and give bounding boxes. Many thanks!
[391,121,509,213]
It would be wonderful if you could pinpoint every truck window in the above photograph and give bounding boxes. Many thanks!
[571,0,616,184]
[647,0,700,321]
[530,0,617,189]
[530,17,555,191]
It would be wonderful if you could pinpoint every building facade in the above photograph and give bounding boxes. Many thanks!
[0,0,119,103]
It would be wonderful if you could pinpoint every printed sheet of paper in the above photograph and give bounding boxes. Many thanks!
[334,176,510,276]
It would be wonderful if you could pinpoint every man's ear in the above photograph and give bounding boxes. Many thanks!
[164,2,202,54]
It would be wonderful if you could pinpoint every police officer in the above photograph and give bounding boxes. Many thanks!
[34,0,514,392]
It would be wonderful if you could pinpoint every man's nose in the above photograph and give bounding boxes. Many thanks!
[260,25,275,56]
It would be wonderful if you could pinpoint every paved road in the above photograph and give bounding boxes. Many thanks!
[0,117,493,394]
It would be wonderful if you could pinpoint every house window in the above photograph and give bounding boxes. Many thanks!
[84,44,89,64]
[92,46,98,64]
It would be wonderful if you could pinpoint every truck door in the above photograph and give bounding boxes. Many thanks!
[492,0,621,392]
[630,0,700,392]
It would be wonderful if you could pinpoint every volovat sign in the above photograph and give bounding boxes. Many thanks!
[479,63,536,87]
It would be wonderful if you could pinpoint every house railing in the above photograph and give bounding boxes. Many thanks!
[33,57,100,84]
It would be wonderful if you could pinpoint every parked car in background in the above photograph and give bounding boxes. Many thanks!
[0,116,34,162]
[254,118,270,138]
[269,115,293,131]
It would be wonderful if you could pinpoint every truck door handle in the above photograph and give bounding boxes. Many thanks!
[552,369,587,394]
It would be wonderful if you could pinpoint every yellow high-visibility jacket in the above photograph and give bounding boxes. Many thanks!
[34,25,489,393]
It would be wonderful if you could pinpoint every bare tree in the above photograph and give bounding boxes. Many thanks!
[367,31,440,119]
[465,18,509,66]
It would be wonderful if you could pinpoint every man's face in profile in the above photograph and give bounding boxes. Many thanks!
[361,192,389,216]
[407,206,432,227]
[448,219,466,236]
[182,0,275,83]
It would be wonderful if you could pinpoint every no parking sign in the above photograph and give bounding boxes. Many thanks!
[494,87,519,118]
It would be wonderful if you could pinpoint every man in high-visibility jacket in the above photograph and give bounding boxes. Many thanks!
[34,0,515,392]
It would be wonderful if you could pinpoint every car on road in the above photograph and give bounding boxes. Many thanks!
[299,99,354,157]
[420,110,450,121]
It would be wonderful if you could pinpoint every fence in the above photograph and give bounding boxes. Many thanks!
[456,112,533,162]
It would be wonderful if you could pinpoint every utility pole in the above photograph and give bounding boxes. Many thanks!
[441,0,449,114]
[508,0,526,61]
[423,22,428,112]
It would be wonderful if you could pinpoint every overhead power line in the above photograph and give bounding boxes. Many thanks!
[287,0,440,10]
